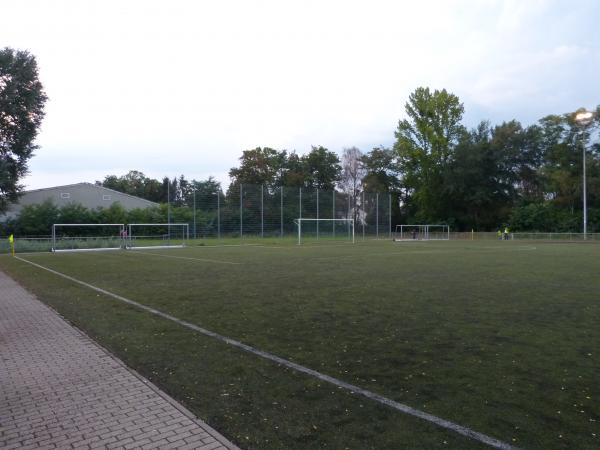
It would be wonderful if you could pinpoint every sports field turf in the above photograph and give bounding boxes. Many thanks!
[1,239,599,449]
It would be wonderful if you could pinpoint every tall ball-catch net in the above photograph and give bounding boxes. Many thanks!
[52,224,125,252]
[293,219,355,245]
[127,223,189,249]
[394,224,449,241]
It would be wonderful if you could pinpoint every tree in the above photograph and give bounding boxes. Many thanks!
[229,147,286,189]
[280,151,306,187]
[99,170,164,202]
[302,146,341,190]
[443,122,514,229]
[361,146,399,192]
[0,48,48,213]
[394,87,465,221]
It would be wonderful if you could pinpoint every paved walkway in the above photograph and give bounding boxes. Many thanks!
[0,270,239,450]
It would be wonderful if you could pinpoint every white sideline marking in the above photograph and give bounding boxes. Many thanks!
[15,256,518,450]
[128,251,241,265]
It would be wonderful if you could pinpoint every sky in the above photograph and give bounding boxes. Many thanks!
[2,0,599,190]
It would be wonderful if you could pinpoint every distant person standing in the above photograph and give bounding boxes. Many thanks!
[497,229,502,240]
[504,227,510,240]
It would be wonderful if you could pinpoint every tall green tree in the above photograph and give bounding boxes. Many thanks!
[361,146,399,192]
[443,122,516,229]
[229,147,286,189]
[394,87,465,221]
[302,146,341,190]
[100,170,163,202]
[0,48,48,213]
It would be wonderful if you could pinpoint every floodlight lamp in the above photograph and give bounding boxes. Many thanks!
[575,110,594,126]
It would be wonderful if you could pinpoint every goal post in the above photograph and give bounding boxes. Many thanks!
[51,224,125,252]
[394,224,450,241]
[127,223,189,249]
[294,218,355,245]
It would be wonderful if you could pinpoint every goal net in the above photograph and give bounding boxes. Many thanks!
[127,223,189,249]
[394,224,449,241]
[293,219,355,245]
[52,224,125,252]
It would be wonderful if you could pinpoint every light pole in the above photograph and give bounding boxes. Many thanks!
[574,110,594,240]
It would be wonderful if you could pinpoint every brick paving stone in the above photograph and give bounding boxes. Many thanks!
[0,270,240,450]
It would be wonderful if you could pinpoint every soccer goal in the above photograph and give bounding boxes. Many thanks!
[394,224,450,241]
[51,224,125,252]
[127,223,189,249]
[293,218,355,245]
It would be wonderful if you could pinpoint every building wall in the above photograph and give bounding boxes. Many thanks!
[3,183,158,219]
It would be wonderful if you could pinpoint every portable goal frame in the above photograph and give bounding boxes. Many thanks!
[126,223,189,249]
[394,224,450,241]
[293,218,355,245]
[51,223,125,252]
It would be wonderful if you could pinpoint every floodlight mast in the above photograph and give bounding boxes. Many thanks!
[575,109,595,240]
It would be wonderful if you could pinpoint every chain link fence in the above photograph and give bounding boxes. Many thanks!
[190,184,393,240]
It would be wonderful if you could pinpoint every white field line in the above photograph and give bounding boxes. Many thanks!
[126,250,242,265]
[15,256,518,450]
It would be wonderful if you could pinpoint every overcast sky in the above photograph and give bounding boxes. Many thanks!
[3,0,599,189]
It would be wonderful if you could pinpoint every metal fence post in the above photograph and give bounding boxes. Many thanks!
[261,184,264,238]
[299,187,302,220]
[280,186,283,238]
[316,188,319,240]
[193,189,196,239]
[167,181,171,245]
[332,190,335,238]
[388,193,392,239]
[376,192,379,239]
[240,184,243,239]
[217,190,221,240]
[362,190,365,240]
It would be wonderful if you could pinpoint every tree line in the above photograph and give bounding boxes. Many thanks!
[93,87,600,232]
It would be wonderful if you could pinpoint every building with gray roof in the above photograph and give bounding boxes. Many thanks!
[2,183,158,220]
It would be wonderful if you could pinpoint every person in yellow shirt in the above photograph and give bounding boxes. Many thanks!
[8,234,14,256]
[503,227,510,240]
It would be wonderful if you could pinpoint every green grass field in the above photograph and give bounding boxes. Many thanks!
[1,239,599,449]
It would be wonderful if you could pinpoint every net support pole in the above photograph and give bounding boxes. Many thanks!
[52,224,56,252]
[261,184,264,238]
[240,184,243,239]
[280,186,283,238]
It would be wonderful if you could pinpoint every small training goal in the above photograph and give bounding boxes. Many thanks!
[52,224,125,252]
[293,218,355,245]
[126,223,189,249]
[394,224,449,241]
